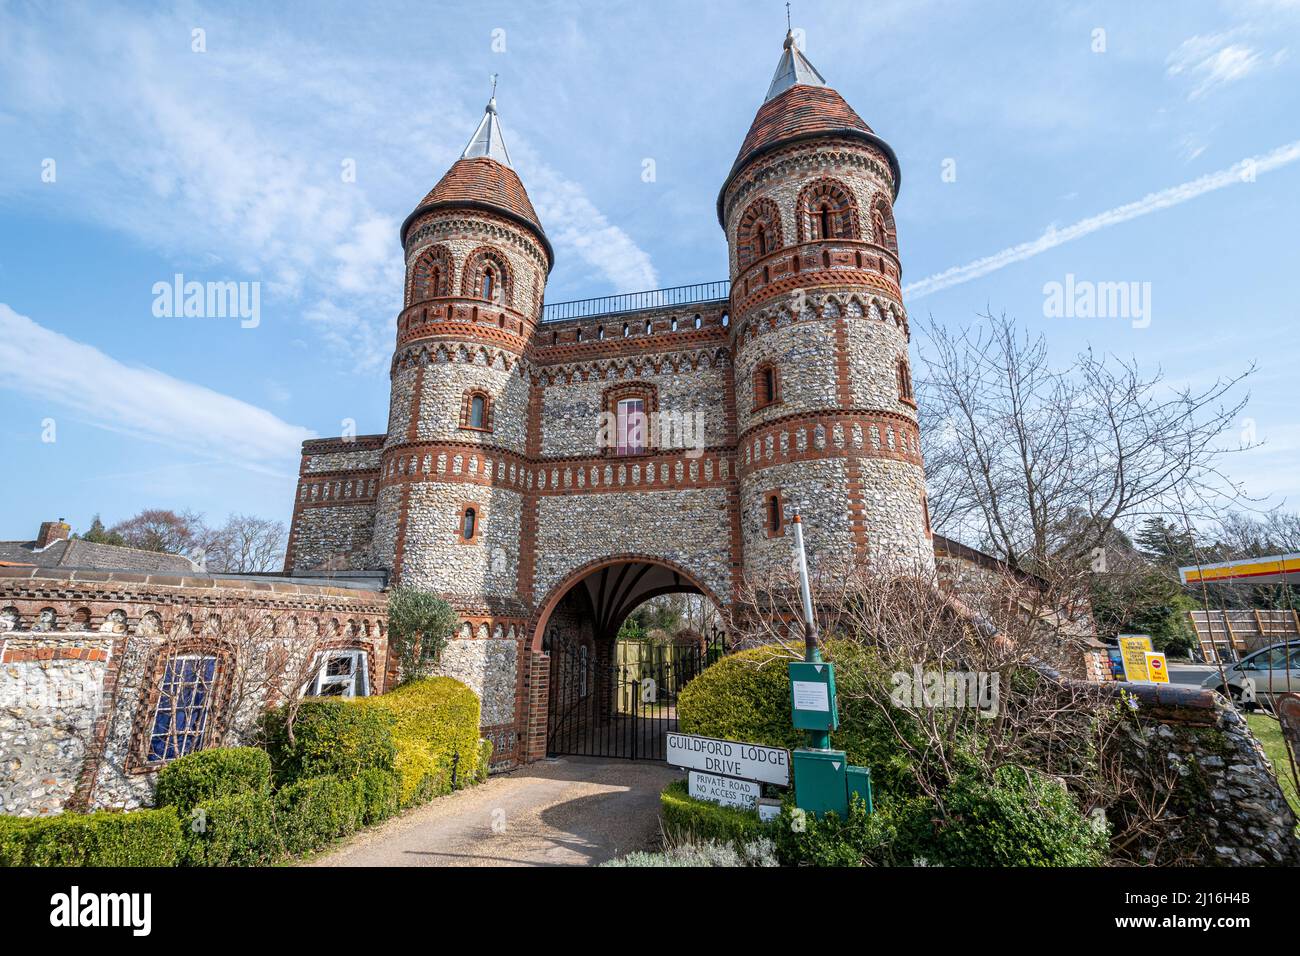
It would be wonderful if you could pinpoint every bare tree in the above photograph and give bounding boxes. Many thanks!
[918,312,1252,585]
[110,508,207,555]
[204,515,288,573]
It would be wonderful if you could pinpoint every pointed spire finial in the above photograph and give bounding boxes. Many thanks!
[461,82,513,166]
[765,14,826,102]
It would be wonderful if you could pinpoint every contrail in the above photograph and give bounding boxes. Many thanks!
[903,140,1300,300]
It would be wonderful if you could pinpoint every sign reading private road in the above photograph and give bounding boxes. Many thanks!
[665,732,791,786]
[688,771,761,809]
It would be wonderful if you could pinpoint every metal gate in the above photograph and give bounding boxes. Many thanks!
[546,630,726,760]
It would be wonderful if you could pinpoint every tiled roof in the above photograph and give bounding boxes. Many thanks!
[403,157,546,246]
[732,84,875,175]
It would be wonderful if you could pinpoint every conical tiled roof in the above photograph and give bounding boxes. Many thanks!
[400,98,552,269]
[717,32,901,225]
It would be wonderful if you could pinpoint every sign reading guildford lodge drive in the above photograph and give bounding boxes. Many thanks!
[665,732,791,786]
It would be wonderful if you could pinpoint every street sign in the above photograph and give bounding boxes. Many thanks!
[1143,651,1170,684]
[789,660,839,732]
[665,732,791,786]
[1118,634,1153,682]
[688,771,761,809]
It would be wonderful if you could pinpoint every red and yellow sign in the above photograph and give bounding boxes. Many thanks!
[1143,651,1170,684]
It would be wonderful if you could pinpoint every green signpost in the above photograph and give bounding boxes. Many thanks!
[788,513,872,819]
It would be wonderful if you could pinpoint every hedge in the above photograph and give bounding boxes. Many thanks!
[0,808,183,867]
[274,775,365,856]
[180,791,279,867]
[155,746,272,813]
[660,780,772,848]
[353,677,483,805]
[261,700,397,786]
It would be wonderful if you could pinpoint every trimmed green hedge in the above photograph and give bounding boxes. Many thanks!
[261,700,397,786]
[155,746,272,813]
[0,808,183,867]
[181,791,279,867]
[274,775,365,856]
[660,780,771,848]
[353,677,483,805]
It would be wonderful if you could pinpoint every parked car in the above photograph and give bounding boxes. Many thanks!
[1201,641,1300,709]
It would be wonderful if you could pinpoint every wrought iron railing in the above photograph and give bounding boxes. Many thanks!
[540,279,730,323]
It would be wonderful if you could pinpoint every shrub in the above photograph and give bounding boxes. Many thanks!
[274,775,364,855]
[354,677,482,805]
[261,698,397,786]
[0,808,183,867]
[603,838,779,867]
[773,792,905,866]
[181,791,279,867]
[896,766,1108,866]
[677,642,921,805]
[659,780,771,849]
[154,746,272,812]
[387,587,458,683]
[357,768,402,826]
[476,739,493,784]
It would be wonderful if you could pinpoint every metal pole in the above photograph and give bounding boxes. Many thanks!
[791,512,829,750]
[791,512,820,663]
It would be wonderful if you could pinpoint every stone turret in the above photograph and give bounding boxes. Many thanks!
[719,30,932,578]
[372,96,551,614]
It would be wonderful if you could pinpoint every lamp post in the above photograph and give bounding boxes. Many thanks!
[790,513,829,751]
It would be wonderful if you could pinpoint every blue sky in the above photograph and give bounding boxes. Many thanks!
[1,0,1297,542]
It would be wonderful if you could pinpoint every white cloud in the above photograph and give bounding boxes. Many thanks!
[1167,32,1265,99]
[905,140,1300,299]
[0,6,658,370]
[0,304,312,471]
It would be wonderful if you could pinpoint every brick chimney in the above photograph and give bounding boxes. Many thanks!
[35,519,71,549]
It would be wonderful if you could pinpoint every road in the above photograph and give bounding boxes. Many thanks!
[307,756,680,867]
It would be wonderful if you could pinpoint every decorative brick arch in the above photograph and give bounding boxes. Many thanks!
[406,245,452,305]
[735,197,785,267]
[871,196,898,255]
[461,245,514,308]
[528,554,726,653]
[795,177,861,242]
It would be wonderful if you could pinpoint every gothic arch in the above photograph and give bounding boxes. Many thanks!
[461,245,514,307]
[735,197,785,268]
[796,177,861,242]
[406,245,452,305]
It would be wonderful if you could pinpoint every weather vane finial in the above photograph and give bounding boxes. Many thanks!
[786,2,792,31]
[490,72,498,99]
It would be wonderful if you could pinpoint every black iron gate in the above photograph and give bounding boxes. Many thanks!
[546,630,727,760]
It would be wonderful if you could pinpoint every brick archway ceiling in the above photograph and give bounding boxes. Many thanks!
[570,561,703,640]
[715,84,902,226]
[399,156,554,269]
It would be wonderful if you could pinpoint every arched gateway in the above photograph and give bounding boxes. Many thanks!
[531,556,726,760]
[284,32,932,770]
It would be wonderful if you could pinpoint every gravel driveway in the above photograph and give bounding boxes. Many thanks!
[307,756,681,867]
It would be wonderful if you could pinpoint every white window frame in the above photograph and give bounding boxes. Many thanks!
[616,398,646,455]
[304,649,370,698]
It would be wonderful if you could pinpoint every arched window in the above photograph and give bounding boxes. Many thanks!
[736,198,784,268]
[462,247,511,307]
[872,198,899,255]
[459,504,480,543]
[482,268,496,301]
[754,363,781,408]
[616,398,646,455]
[796,178,860,243]
[407,245,452,305]
[604,383,657,457]
[462,391,492,431]
[897,357,914,403]
[764,490,785,537]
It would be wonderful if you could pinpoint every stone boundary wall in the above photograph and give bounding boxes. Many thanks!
[1076,676,1300,865]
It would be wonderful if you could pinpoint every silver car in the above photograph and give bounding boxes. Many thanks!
[1202,641,1300,709]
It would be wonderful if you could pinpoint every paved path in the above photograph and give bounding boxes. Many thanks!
[308,757,680,867]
